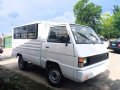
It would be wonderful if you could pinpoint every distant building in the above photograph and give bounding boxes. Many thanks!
[0,37,2,47]
[4,36,12,48]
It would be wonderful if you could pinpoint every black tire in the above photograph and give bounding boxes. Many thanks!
[18,56,28,71]
[46,65,63,87]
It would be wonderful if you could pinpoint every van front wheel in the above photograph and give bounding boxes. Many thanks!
[46,65,63,87]
[18,56,28,71]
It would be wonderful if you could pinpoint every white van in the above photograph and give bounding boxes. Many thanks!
[12,21,109,87]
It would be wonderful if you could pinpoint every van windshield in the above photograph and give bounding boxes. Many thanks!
[70,24,102,44]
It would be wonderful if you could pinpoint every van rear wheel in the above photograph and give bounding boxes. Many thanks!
[18,56,28,71]
[46,65,63,87]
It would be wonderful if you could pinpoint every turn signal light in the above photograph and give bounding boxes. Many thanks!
[78,58,84,63]
[78,58,87,68]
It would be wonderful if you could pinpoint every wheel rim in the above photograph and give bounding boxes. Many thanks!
[49,69,61,84]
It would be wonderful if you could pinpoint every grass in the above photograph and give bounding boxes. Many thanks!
[0,65,53,90]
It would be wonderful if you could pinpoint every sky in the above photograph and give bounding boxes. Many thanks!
[0,0,120,36]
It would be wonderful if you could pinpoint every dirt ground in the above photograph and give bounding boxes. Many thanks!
[0,49,120,90]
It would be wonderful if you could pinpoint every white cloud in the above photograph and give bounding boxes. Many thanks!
[50,12,75,23]
[103,11,112,15]
[8,12,19,18]
[0,0,78,35]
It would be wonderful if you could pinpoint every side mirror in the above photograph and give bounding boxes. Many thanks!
[65,36,70,46]
[60,36,70,46]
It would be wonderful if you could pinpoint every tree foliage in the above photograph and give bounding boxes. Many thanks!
[73,0,102,33]
[100,13,115,39]
[100,5,120,39]
[113,5,120,14]
[73,1,120,39]
[113,5,120,36]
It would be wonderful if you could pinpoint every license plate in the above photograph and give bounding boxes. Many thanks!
[112,43,115,46]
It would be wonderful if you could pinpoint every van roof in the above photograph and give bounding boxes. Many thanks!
[14,21,69,28]
[13,21,91,29]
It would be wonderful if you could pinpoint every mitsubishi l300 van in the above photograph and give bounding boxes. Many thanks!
[12,21,109,87]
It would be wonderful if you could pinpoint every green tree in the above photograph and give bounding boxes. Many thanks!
[100,13,115,39]
[113,5,120,14]
[113,5,120,37]
[73,0,102,33]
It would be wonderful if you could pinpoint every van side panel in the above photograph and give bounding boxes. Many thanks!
[12,23,43,66]
[12,39,42,66]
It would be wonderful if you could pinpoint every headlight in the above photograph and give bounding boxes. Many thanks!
[83,58,87,64]
[78,58,87,68]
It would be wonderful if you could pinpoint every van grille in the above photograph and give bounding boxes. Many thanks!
[86,53,109,66]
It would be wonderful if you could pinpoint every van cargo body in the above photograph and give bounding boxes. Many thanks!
[12,21,109,87]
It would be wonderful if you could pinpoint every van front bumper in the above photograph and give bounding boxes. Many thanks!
[73,60,109,82]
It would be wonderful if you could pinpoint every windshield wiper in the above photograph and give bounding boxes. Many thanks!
[89,33,103,44]
[89,33,99,41]
[77,32,95,44]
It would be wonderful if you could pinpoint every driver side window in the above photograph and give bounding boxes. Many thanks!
[47,26,70,43]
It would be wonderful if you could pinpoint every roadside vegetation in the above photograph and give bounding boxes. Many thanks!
[74,0,120,39]
[0,65,52,90]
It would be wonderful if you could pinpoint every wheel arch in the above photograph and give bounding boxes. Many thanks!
[17,53,22,57]
[46,61,63,74]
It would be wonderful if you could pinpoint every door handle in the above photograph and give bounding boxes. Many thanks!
[46,46,49,48]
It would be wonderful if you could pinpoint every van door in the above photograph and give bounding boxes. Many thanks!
[45,25,75,79]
